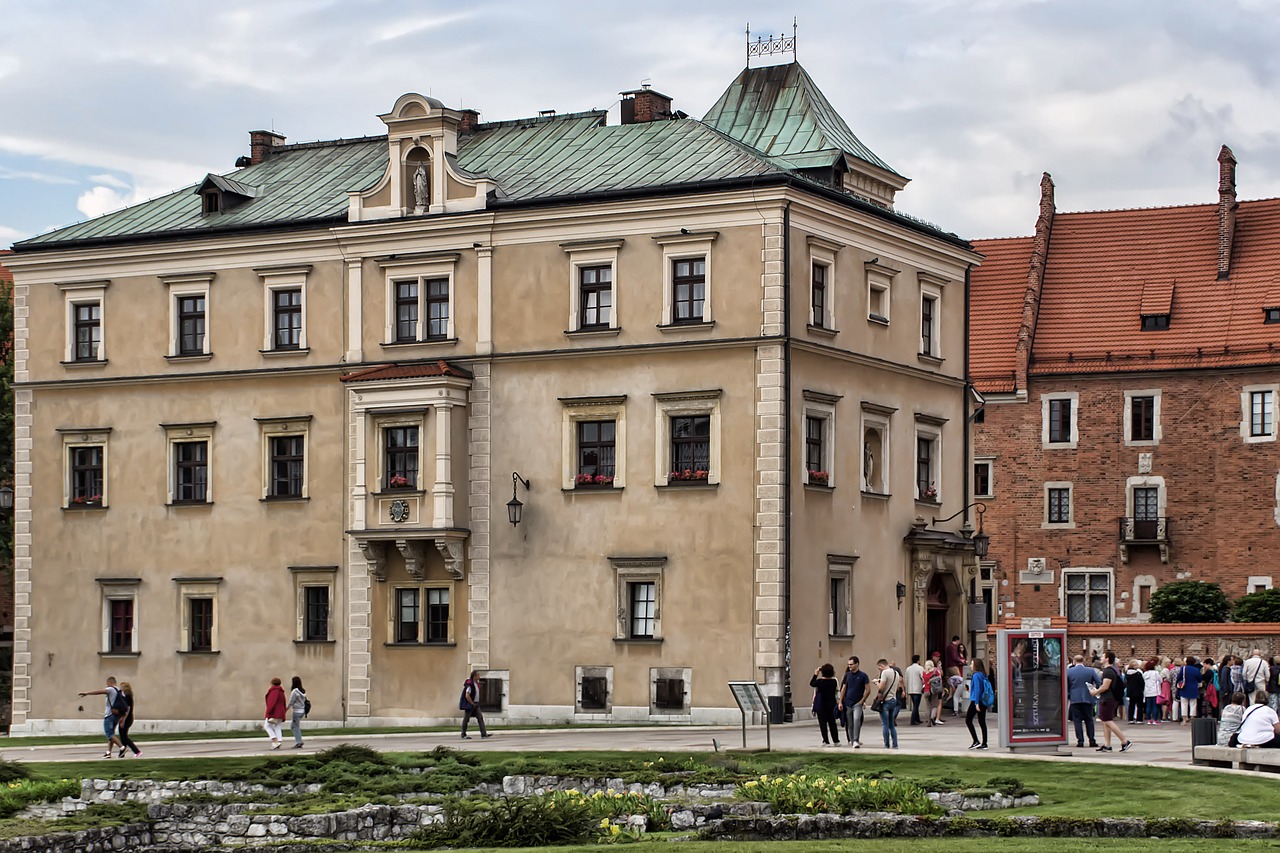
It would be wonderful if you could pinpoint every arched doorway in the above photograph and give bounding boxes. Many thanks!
[926,574,949,660]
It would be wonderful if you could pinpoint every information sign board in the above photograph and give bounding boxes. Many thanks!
[996,629,1067,748]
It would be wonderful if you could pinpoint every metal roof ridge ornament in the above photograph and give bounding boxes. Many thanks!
[746,17,797,67]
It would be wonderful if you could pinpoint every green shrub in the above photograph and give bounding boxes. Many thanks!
[546,789,671,830]
[411,794,596,848]
[0,762,31,785]
[983,776,1026,796]
[314,744,388,766]
[0,777,81,819]
[738,772,941,817]
[1148,581,1230,623]
[1233,588,1280,623]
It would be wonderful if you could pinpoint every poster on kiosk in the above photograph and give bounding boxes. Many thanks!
[995,628,1068,749]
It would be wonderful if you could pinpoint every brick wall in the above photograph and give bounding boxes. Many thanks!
[976,367,1280,629]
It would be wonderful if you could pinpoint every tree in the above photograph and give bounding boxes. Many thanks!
[1234,588,1280,623]
[1148,581,1231,623]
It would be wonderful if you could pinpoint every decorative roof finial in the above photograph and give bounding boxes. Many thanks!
[746,17,798,67]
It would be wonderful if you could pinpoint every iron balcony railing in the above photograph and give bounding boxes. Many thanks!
[1119,516,1171,543]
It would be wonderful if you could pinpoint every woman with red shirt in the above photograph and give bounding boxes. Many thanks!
[264,677,287,749]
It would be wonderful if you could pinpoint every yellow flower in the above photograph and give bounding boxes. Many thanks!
[600,818,612,828]
[610,824,621,836]
[744,780,758,788]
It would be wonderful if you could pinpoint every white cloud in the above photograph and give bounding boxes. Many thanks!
[0,224,26,246]
[0,166,76,185]
[76,185,142,220]
[88,173,130,189]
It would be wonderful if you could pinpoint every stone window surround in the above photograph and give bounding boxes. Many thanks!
[973,456,994,499]
[1247,575,1273,593]
[918,272,948,359]
[1060,567,1113,624]
[654,230,718,327]
[802,390,840,487]
[1042,481,1075,529]
[559,395,627,490]
[257,264,311,354]
[386,580,456,646]
[649,666,693,717]
[1241,383,1278,443]
[59,427,111,509]
[174,577,222,653]
[1131,574,1156,618]
[865,258,898,325]
[379,252,460,345]
[1125,475,1166,518]
[1123,389,1162,446]
[257,416,312,501]
[913,413,947,503]
[289,565,337,643]
[652,390,722,486]
[860,402,895,496]
[161,421,216,505]
[562,238,623,333]
[827,554,857,639]
[1041,391,1079,449]
[807,235,843,331]
[575,664,613,717]
[97,577,139,656]
[59,280,109,365]
[161,272,214,359]
[372,412,427,493]
[610,556,666,642]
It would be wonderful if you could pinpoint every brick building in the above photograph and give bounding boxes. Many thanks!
[970,148,1280,658]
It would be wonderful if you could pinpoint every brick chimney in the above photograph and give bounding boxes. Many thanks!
[249,130,287,166]
[619,85,673,124]
[1014,172,1056,392]
[1218,144,1237,280]
[458,109,480,133]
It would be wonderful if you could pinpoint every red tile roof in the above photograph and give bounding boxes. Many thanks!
[341,359,472,383]
[971,197,1280,390]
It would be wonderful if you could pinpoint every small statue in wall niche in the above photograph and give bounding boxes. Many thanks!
[863,441,875,491]
[412,163,429,213]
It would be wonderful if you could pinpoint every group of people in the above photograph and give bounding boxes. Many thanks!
[263,676,310,749]
[78,676,142,759]
[809,636,995,750]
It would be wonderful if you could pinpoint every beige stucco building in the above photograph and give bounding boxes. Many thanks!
[6,62,982,733]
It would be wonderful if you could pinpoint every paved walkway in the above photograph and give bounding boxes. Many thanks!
[0,713,1210,771]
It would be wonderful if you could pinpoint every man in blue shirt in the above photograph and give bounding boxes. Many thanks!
[1066,654,1100,748]
[838,656,871,749]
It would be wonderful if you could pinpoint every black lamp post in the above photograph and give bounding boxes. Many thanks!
[932,502,988,557]
[895,581,907,609]
[506,472,530,526]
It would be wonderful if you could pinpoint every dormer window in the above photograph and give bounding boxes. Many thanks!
[1140,314,1170,331]
[194,173,258,216]
[202,192,221,215]
[1264,307,1280,325]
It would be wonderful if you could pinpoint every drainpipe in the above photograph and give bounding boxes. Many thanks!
[782,202,794,722]
[963,262,975,654]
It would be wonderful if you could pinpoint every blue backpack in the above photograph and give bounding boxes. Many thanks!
[980,676,994,709]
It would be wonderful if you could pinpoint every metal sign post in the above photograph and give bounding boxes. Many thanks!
[727,681,771,751]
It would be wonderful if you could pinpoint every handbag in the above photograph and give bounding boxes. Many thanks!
[870,695,885,713]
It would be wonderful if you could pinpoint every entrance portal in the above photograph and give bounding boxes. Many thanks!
[925,574,949,660]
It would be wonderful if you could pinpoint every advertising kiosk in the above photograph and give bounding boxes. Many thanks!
[995,628,1068,750]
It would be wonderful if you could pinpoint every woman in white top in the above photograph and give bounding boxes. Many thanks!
[1141,659,1162,725]
[1236,695,1280,748]
[287,676,308,749]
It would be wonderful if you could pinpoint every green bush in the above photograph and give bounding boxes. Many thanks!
[411,794,596,848]
[1148,581,1231,623]
[738,772,942,817]
[0,762,31,785]
[1233,588,1280,623]
[313,743,388,766]
[0,777,81,819]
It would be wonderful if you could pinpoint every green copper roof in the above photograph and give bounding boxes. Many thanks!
[701,63,898,176]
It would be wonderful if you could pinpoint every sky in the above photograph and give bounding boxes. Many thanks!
[2,0,1280,249]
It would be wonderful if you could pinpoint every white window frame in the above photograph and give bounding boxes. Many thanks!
[374,412,427,492]
[860,403,894,495]
[610,556,665,641]
[973,457,994,499]
[257,264,311,354]
[1043,481,1075,529]
[1123,389,1162,446]
[655,231,717,327]
[162,421,216,505]
[61,427,110,508]
[560,395,627,490]
[98,578,139,656]
[380,253,460,345]
[59,280,108,364]
[1131,574,1157,618]
[865,259,898,325]
[807,236,841,331]
[258,416,311,501]
[162,272,214,359]
[291,565,337,643]
[1061,568,1113,624]
[653,390,722,486]
[913,415,945,503]
[1247,576,1273,593]
[388,581,456,645]
[1125,474,1166,522]
[1041,392,1079,449]
[828,555,856,638]
[175,577,221,653]
[1242,384,1278,443]
[918,273,946,359]
[562,239,623,332]
[802,391,839,487]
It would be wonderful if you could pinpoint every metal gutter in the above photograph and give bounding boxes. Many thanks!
[782,201,795,723]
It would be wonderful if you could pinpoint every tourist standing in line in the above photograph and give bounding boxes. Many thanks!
[287,676,308,749]
[1243,649,1271,706]
[1217,692,1248,746]
[1224,656,1244,710]
[1066,654,1100,748]
[965,658,992,750]
[1089,651,1133,753]
[810,663,841,746]
[264,677,287,750]
[867,659,901,749]
[1268,657,1280,714]
[459,670,491,740]
[1124,660,1145,724]
[1177,656,1202,725]
[1236,693,1280,749]
[77,676,124,759]
[922,660,943,726]
[1142,659,1162,725]
[116,681,141,758]
[838,656,870,748]
[905,655,925,726]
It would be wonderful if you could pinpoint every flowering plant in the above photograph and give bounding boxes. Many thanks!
[808,470,830,485]
[388,475,411,488]
[668,468,709,481]
[923,481,938,500]
[72,494,102,505]
[576,473,615,487]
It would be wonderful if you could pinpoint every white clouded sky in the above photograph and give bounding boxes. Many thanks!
[2,0,1279,247]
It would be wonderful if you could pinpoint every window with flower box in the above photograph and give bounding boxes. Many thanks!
[575,421,616,488]
[384,426,419,490]
[560,395,627,490]
[654,390,721,486]
[61,427,110,509]
[803,391,838,488]
[913,413,945,503]
[669,416,710,481]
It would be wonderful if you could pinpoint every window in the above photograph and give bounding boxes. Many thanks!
[973,459,993,499]
[291,566,337,642]
[610,556,665,641]
[805,416,824,475]
[109,599,134,654]
[426,587,450,643]
[202,192,220,215]
[654,391,721,486]
[651,668,692,713]
[1242,385,1278,442]
[1265,307,1280,324]
[576,420,616,487]
[390,584,454,644]
[866,259,898,324]
[273,289,302,349]
[258,265,310,354]
[916,436,936,500]
[1140,313,1170,331]
[811,263,828,328]
[425,278,449,340]
[828,559,855,637]
[395,589,420,642]
[258,416,311,501]
[163,272,214,358]
[478,676,506,712]
[580,675,609,710]
[384,426,419,490]
[70,446,104,506]
[920,293,937,356]
[670,416,710,478]
[380,253,460,345]
[395,281,418,342]
[1041,393,1079,448]
[1124,390,1161,445]
[98,578,139,655]
[174,441,208,503]
[1047,485,1072,524]
[304,587,330,642]
[629,581,656,638]
[561,395,627,490]
[654,678,684,710]
[1064,571,1111,623]
[176,578,220,652]
[671,258,706,324]
[578,265,612,329]
[802,391,838,487]
[60,280,109,365]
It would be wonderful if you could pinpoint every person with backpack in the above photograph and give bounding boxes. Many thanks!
[116,681,141,758]
[965,658,994,749]
[459,670,492,740]
[78,676,126,758]
[1088,650,1133,753]
[288,676,308,749]
[922,659,943,726]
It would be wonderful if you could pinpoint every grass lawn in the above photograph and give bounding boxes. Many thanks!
[399,842,1280,852]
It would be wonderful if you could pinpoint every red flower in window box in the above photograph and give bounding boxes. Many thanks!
[388,475,411,489]
[669,469,709,482]
[576,473,614,487]
[923,481,938,500]
[808,470,830,486]
[72,494,102,505]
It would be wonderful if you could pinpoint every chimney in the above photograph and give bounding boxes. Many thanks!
[1218,144,1237,280]
[619,84,673,124]
[458,109,480,133]
[249,130,287,166]
[1014,172,1056,393]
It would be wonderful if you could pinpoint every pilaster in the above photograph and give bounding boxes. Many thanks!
[466,361,492,671]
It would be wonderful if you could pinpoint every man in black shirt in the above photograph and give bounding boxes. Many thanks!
[838,656,872,748]
[1089,650,1133,753]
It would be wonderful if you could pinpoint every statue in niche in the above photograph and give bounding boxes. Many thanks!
[412,163,429,213]
[863,440,875,491]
